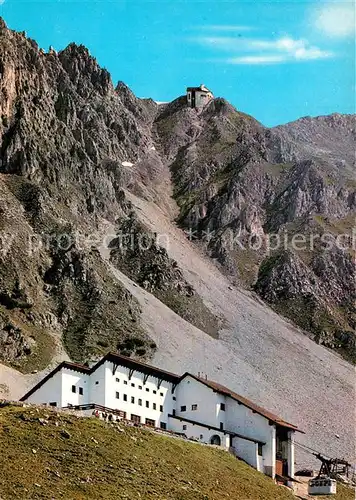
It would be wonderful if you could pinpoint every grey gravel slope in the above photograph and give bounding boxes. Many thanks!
[119,192,355,469]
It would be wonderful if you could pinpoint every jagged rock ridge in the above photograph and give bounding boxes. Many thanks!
[0,19,218,368]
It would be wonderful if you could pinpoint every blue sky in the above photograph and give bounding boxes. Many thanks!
[1,0,355,126]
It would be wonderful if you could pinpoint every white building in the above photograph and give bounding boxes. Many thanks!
[20,352,302,484]
[187,84,214,108]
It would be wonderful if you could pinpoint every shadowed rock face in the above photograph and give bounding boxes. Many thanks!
[0,21,217,366]
[0,18,354,368]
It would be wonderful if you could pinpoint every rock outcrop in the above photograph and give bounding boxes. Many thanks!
[109,213,221,338]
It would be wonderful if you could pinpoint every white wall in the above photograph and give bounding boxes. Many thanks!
[287,430,295,484]
[26,371,62,407]
[61,369,90,407]
[26,368,91,408]
[102,361,175,427]
[175,376,226,430]
[173,375,275,472]
[168,416,229,448]
[89,362,106,406]
[257,454,264,473]
[195,91,213,107]
[232,436,259,470]
[226,398,276,477]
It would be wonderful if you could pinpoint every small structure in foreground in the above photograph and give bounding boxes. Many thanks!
[308,477,337,496]
[20,352,302,484]
[186,84,214,108]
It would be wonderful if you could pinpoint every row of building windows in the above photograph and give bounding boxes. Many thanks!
[115,378,165,396]
[115,392,163,411]
[180,404,198,412]
[70,384,176,404]
[71,386,83,395]
[126,413,167,430]
[179,403,225,412]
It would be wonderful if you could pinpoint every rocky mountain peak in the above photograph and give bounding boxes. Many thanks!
[59,42,113,96]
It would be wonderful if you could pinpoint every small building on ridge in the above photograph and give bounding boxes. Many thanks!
[187,84,214,108]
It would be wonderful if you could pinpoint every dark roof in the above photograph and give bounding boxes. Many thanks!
[181,374,303,433]
[20,352,179,401]
[93,352,179,384]
[168,414,266,444]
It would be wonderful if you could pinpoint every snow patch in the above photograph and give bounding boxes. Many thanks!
[121,161,134,167]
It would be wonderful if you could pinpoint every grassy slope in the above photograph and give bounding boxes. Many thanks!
[0,406,353,500]
[0,405,295,500]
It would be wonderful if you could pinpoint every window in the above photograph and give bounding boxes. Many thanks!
[145,418,155,427]
[200,434,204,439]
[138,385,142,390]
[49,402,57,407]
[131,383,135,387]
[258,443,263,456]
[191,404,198,411]
[183,425,187,431]
[173,396,176,401]
[160,422,167,430]
[131,396,135,404]
[95,381,99,385]
[116,378,120,382]
[138,399,142,406]
[146,401,149,408]
[153,403,156,410]
[160,392,163,397]
[124,381,128,385]
[71,385,76,393]
[172,409,176,416]
[180,406,186,412]
[220,403,226,411]
[131,414,141,424]
[79,387,83,396]
[153,390,157,394]
[220,422,224,431]
[146,388,149,392]
[116,392,120,399]
[123,394,127,402]
[160,405,163,412]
